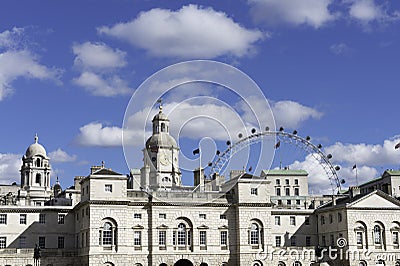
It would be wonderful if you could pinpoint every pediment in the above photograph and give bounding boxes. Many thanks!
[349,193,400,209]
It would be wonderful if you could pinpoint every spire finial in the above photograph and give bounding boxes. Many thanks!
[101,160,105,168]
[34,133,38,143]
[56,176,59,183]
[157,98,162,113]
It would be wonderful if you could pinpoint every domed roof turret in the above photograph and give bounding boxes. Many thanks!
[146,133,178,148]
[25,134,48,158]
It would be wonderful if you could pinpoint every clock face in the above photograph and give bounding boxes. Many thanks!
[160,151,171,166]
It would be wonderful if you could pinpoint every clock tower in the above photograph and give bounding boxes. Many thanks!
[142,103,181,190]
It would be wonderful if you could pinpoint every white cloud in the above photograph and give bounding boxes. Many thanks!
[348,0,383,22]
[0,153,21,184]
[248,0,336,28]
[48,149,77,163]
[98,4,264,58]
[73,71,131,97]
[347,0,400,25]
[72,42,127,70]
[271,100,323,128]
[75,122,123,147]
[0,50,61,101]
[324,137,400,166]
[71,42,131,97]
[0,28,62,101]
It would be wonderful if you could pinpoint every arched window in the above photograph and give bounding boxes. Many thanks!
[253,261,262,266]
[35,173,41,184]
[99,220,117,250]
[36,158,41,167]
[161,123,165,132]
[103,222,113,245]
[177,223,186,245]
[250,223,259,245]
[374,225,382,245]
[359,261,367,266]
[293,262,302,266]
[278,262,286,266]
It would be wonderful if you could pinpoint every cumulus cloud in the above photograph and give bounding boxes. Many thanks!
[271,100,323,128]
[346,0,400,25]
[0,27,62,101]
[248,0,336,28]
[98,4,264,58]
[72,42,127,70]
[0,153,21,184]
[73,71,131,97]
[76,96,323,148]
[71,42,132,97]
[75,122,124,147]
[48,149,77,163]
[324,137,400,166]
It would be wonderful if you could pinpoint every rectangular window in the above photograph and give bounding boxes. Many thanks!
[39,236,45,249]
[356,232,363,245]
[275,236,281,247]
[275,216,281,225]
[35,202,41,206]
[338,212,342,222]
[0,214,7,224]
[285,188,290,196]
[276,179,280,185]
[322,236,326,246]
[296,199,301,205]
[86,232,89,247]
[287,200,291,206]
[330,235,334,246]
[294,179,299,185]
[39,213,45,224]
[159,231,166,246]
[276,187,281,196]
[393,232,399,245]
[277,199,282,205]
[0,237,6,249]
[199,231,207,246]
[321,215,325,225]
[134,213,142,219]
[220,214,226,220]
[159,213,166,219]
[291,236,296,246]
[86,207,89,216]
[294,188,299,196]
[305,217,310,225]
[199,213,206,219]
[134,231,141,246]
[20,214,27,225]
[220,231,228,246]
[173,231,176,245]
[19,236,26,248]
[105,184,112,192]
[329,214,333,224]
[58,236,65,249]
[306,236,311,247]
[285,179,289,185]
[58,214,65,224]
[251,188,258,195]
[290,216,296,226]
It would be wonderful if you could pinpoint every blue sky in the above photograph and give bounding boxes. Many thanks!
[1,0,400,193]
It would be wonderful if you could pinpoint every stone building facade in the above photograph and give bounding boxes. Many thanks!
[1,107,400,266]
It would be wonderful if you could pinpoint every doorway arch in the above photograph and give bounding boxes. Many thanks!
[174,259,193,266]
